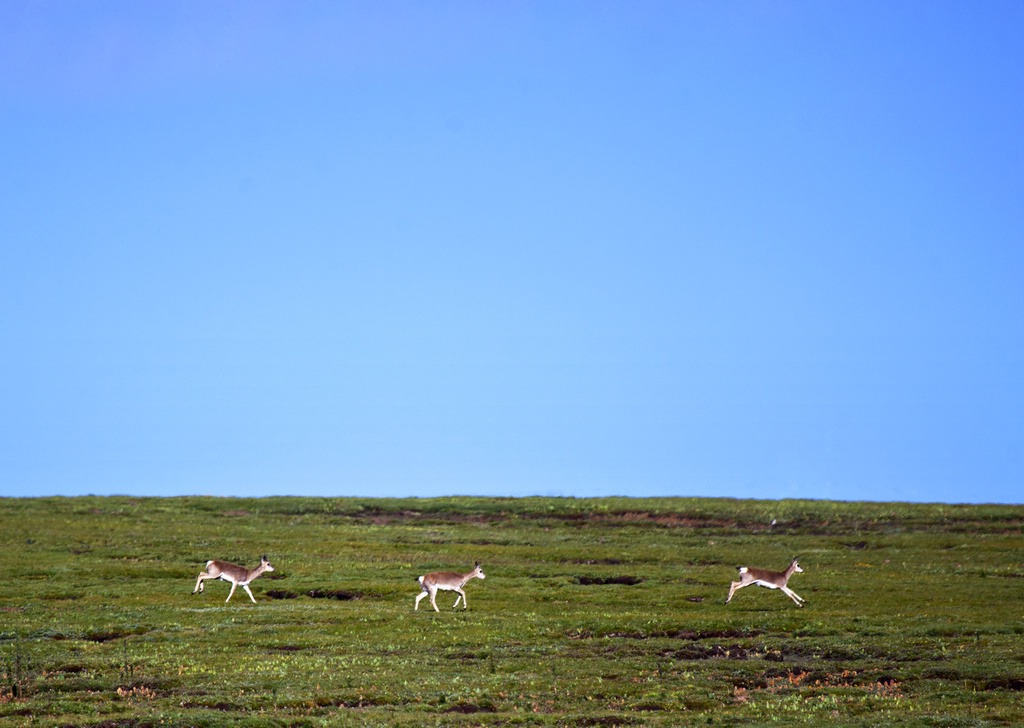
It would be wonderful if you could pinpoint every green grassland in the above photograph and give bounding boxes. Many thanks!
[0,495,1022,727]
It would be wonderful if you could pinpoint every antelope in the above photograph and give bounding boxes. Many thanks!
[192,555,275,603]
[414,563,486,612]
[726,557,805,607]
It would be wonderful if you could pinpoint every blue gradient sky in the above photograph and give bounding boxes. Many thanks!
[2,2,1022,503]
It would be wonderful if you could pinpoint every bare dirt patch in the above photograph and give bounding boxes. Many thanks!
[83,629,147,643]
[307,588,364,600]
[575,575,645,586]
[666,644,749,660]
[574,716,640,726]
[265,589,298,599]
[444,702,498,714]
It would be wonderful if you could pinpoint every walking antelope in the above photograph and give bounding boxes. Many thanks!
[192,555,275,603]
[726,557,805,607]
[414,563,486,612]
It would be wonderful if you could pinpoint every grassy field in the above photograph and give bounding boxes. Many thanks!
[0,495,1022,727]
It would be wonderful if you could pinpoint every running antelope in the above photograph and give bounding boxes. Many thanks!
[192,555,275,603]
[726,557,805,607]
[414,563,486,612]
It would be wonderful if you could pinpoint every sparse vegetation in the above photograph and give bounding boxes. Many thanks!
[0,495,1022,726]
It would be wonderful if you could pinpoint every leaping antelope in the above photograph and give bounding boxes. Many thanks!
[414,563,486,612]
[192,555,275,603]
[726,557,805,607]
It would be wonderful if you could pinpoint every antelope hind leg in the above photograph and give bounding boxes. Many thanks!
[192,573,209,594]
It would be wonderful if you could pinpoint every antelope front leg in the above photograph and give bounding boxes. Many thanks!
[781,586,804,606]
[243,584,256,603]
[454,588,467,609]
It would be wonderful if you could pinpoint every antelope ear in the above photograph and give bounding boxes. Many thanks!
[475,562,481,568]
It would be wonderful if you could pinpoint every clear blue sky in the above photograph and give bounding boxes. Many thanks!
[2,2,1022,504]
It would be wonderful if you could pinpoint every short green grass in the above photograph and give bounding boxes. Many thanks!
[1,495,1022,727]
